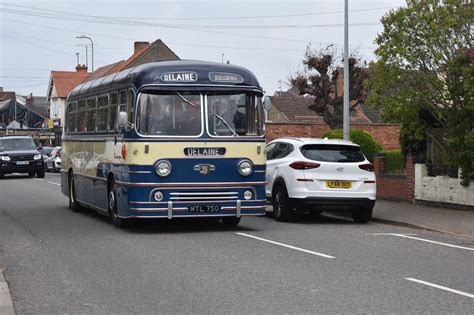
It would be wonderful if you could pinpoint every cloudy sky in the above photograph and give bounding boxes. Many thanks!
[1,0,406,97]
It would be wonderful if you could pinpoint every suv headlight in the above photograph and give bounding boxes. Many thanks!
[155,160,172,177]
[1,156,10,161]
[238,159,253,176]
[34,154,42,160]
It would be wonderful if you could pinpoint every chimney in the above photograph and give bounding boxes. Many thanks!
[134,41,149,54]
[26,93,34,107]
[75,64,88,72]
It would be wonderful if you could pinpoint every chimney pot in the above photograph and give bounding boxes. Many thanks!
[134,41,150,54]
[75,64,88,72]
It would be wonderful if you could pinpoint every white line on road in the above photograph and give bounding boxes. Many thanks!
[405,278,474,299]
[384,233,474,251]
[48,181,61,186]
[33,178,43,181]
[369,233,417,236]
[236,232,335,259]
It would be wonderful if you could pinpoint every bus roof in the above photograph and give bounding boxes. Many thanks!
[68,60,263,100]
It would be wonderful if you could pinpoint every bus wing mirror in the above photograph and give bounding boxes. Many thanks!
[117,111,132,131]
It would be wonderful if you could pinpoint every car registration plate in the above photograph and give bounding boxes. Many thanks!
[326,181,352,189]
[188,205,221,213]
[16,161,29,165]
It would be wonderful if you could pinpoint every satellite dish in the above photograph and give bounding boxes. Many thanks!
[263,96,271,112]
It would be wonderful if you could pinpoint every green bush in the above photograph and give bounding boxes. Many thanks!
[321,129,383,162]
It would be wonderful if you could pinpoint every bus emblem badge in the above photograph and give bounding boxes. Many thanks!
[194,164,216,175]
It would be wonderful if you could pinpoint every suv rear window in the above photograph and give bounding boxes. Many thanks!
[300,144,365,163]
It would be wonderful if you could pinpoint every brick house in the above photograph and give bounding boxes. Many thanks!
[46,39,180,126]
[266,92,400,150]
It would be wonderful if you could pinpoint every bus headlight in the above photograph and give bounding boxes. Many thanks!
[156,160,172,177]
[33,154,42,160]
[238,159,253,176]
[154,191,164,201]
[244,190,253,200]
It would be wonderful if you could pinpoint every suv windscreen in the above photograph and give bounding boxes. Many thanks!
[0,138,36,151]
[300,144,365,163]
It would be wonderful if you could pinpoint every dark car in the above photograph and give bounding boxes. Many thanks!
[0,136,45,179]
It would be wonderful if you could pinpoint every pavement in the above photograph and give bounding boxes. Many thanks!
[0,270,15,315]
[372,200,474,239]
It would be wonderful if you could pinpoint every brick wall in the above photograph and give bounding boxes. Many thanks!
[266,122,401,150]
[374,155,416,202]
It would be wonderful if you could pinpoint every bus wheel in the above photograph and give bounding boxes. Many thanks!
[68,173,81,212]
[221,217,241,226]
[108,181,129,228]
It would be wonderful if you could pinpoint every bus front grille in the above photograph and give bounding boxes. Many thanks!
[169,191,238,201]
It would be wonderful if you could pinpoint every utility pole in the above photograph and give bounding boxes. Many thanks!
[75,52,80,65]
[76,35,94,72]
[221,53,224,63]
[343,0,350,140]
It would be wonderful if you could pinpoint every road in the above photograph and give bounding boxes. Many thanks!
[1,173,473,314]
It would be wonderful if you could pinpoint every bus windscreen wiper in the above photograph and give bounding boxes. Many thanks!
[211,113,238,136]
[175,92,198,108]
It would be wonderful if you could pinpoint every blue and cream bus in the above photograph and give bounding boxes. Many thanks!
[61,60,266,227]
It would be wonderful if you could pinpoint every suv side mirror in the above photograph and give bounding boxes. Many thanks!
[37,145,43,150]
[117,111,132,131]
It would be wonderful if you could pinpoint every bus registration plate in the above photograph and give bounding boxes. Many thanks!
[188,205,221,213]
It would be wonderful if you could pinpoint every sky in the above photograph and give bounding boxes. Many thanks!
[0,0,407,97]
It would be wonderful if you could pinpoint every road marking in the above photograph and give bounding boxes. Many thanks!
[235,232,335,259]
[33,178,43,181]
[382,233,474,251]
[369,233,417,236]
[405,278,474,299]
[48,181,61,186]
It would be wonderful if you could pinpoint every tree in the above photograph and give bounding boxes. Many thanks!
[365,0,473,185]
[290,46,368,129]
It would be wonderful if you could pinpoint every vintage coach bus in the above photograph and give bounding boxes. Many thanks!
[61,60,266,228]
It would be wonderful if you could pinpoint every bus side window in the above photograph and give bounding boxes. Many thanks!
[77,99,87,133]
[66,102,77,133]
[118,90,127,115]
[109,92,118,131]
[127,89,134,124]
[86,97,97,133]
[97,95,108,132]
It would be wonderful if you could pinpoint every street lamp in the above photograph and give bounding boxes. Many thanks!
[76,35,94,72]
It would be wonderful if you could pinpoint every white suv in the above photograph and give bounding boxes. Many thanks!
[266,138,376,222]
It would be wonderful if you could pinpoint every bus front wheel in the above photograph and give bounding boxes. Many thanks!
[108,181,129,228]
